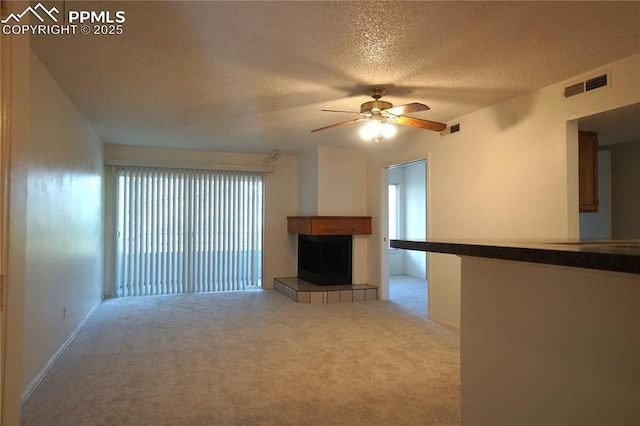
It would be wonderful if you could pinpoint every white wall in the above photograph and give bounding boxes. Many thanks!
[610,140,640,238]
[103,144,299,290]
[317,146,367,216]
[104,144,277,172]
[367,53,640,328]
[297,146,318,216]
[264,155,299,288]
[296,145,367,216]
[4,4,30,421]
[579,150,611,239]
[23,53,104,398]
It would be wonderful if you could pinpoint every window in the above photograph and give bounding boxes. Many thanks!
[115,167,263,297]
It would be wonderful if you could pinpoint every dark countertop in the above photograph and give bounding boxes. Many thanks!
[389,239,640,275]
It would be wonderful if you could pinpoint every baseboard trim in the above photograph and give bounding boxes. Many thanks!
[429,317,460,334]
[21,299,103,404]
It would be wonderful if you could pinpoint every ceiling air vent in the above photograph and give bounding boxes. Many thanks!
[585,73,608,92]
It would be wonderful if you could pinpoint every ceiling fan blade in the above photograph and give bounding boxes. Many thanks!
[311,118,365,133]
[384,102,430,116]
[394,115,447,132]
[321,109,360,114]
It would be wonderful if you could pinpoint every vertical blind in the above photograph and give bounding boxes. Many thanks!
[115,167,263,297]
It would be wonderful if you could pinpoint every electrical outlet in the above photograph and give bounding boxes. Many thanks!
[63,307,67,320]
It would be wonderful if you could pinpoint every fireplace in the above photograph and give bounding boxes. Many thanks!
[277,216,376,302]
[297,234,352,285]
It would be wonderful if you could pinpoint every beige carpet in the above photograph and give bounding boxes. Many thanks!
[389,275,428,318]
[22,290,460,425]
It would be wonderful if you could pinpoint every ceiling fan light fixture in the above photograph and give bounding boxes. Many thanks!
[360,119,396,142]
[360,119,382,140]
[311,86,447,136]
[381,122,397,139]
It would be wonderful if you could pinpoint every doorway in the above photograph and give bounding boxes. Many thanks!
[577,103,640,239]
[387,160,428,316]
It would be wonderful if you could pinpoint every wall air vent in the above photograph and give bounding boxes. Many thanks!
[440,123,460,137]
[585,73,608,92]
[564,82,584,98]
[564,72,610,98]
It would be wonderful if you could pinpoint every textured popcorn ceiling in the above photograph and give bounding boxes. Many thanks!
[30,1,640,153]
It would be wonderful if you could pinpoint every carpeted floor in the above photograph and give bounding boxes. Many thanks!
[22,289,460,425]
[389,275,428,318]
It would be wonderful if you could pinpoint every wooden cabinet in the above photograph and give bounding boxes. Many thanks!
[579,131,598,212]
[287,216,372,235]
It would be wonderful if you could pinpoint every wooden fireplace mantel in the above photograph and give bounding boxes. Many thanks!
[287,216,372,236]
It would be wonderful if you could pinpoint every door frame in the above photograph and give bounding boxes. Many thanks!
[378,154,431,308]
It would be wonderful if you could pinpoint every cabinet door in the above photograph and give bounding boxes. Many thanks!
[579,131,598,212]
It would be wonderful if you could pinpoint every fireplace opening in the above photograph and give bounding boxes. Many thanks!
[298,235,352,285]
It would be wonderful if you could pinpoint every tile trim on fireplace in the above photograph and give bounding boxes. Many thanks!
[274,277,378,304]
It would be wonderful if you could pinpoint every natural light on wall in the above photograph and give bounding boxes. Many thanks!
[388,183,399,241]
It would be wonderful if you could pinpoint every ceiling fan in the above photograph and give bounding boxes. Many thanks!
[311,87,447,140]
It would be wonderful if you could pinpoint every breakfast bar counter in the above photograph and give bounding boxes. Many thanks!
[391,238,640,425]
[390,238,640,274]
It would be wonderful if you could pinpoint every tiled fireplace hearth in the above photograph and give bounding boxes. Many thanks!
[274,277,378,304]
[276,216,378,303]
